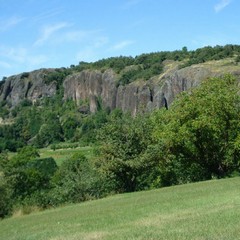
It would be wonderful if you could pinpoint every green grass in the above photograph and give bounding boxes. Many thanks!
[0,177,239,240]
[39,146,94,165]
[8,146,94,166]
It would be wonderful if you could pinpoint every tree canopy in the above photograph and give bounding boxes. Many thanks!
[149,74,240,185]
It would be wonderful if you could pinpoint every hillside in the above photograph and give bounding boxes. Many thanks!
[1,45,240,116]
[0,177,239,240]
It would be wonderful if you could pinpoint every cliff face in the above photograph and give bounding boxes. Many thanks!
[1,60,240,114]
[63,70,117,113]
[0,69,57,106]
[62,64,217,115]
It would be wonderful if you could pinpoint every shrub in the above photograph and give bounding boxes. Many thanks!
[51,153,103,205]
[0,175,12,218]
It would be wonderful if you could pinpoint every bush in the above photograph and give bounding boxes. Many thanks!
[2,147,57,200]
[20,72,29,79]
[0,175,12,218]
[51,153,103,205]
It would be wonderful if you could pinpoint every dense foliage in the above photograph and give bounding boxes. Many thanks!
[50,153,104,205]
[0,95,110,152]
[148,74,240,185]
[97,111,153,192]
[48,44,240,86]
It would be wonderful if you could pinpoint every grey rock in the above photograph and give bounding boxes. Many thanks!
[0,69,57,106]
[2,61,240,115]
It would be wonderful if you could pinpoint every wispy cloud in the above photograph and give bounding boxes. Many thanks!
[0,16,24,31]
[34,22,70,46]
[110,40,135,51]
[0,60,11,69]
[122,0,143,9]
[61,29,102,43]
[214,0,232,13]
[64,30,89,42]
[0,45,48,67]
[0,46,27,63]
[28,55,48,66]
[76,36,109,62]
[32,8,63,23]
[191,33,232,48]
[93,36,109,48]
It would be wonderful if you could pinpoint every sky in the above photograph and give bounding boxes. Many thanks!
[0,0,240,79]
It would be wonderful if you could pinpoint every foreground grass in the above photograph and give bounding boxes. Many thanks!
[0,177,239,240]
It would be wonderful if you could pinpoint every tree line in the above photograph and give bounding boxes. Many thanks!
[7,44,237,88]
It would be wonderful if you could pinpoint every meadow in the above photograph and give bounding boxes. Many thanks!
[0,177,239,240]
[39,145,94,165]
[7,145,94,166]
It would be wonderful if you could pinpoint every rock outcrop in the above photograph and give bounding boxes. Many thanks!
[1,59,240,115]
[63,69,117,113]
[62,64,222,115]
[0,69,57,106]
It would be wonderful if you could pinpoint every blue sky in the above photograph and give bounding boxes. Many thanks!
[0,0,239,79]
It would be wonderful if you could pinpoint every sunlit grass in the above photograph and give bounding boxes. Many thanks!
[39,146,94,165]
[0,177,239,240]
[8,145,95,166]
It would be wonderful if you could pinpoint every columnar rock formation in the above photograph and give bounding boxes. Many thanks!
[1,61,240,115]
[0,69,57,106]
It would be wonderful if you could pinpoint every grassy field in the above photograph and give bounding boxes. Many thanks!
[8,145,95,166]
[0,177,239,240]
[39,146,94,165]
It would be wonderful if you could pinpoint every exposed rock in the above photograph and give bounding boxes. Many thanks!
[63,69,155,115]
[157,66,212,106]
[116,82,152,116]
[1,59,240,115]
[63,69,117,111]
[90,95,99,113]
[0,69,57,106]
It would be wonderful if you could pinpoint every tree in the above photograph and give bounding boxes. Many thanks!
[51,153,102,204]
[34,112,63,147]
[62,116,79,140]
[150,74,240,185]
[97,112,153,192]
[1,146,57,200]
[0,175,12,218]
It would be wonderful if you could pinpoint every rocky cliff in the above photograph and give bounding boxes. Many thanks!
[0,69,57,106]
[1,59,240,114]
[63,59,240,115]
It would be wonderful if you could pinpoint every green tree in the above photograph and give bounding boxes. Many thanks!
[97,112,153,192]
[34,112,63,147]
[150,74,240,185]
[1,147,57,200]
[51,153,102,204]
[0,175,12,218]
